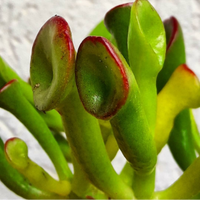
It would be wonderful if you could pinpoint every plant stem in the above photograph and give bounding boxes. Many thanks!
[0,56,64,132]
[0,138,65,199]
[57,83,135,199]
[119,162,134,187]
[105,133,119,161]
[153,156,200,199]
[71,154,108,199]
[0,80,72,180]
[132,169,155,199]
[5,137,71,196]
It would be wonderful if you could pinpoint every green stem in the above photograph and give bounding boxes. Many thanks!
[99,120,112,142]
[0,138,65,199]
[5,137,71,196]
[71,154,108,199]
[119,162,134,187]
[105,133,119,161]
[39,110,64,132]
[52,131,72,162]
[0,80,72,180]
[110,84,157,175]
[57,84,135,199]
[153,156,200,199]
[132,169,155,199]
[99,120,119,161]
[0,56,64,132]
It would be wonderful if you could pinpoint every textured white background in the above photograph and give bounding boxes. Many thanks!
[0,0,200,198]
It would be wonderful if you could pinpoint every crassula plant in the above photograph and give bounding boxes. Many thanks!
[1,0,200,199]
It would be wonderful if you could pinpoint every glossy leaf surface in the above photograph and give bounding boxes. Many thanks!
[128,0,166,132]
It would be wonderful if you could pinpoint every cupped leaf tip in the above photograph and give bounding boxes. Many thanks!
[75,36,130,120]
[5,137,28,169]
[30,15,76,111]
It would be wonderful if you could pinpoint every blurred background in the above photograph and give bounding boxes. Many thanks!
[0,0,199,198]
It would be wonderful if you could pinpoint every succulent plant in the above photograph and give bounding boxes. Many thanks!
[1,0,200,199]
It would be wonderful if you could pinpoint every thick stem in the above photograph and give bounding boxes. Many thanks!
[111,89,157,198]
[119,162,134,187]
[52,131,72,163]
[0,56,64,132]
[5,138,71,196]
[57,84,135,199]
[132,169,155,199]
[0,80,72,180]
[155,91,183,153]
[153,156,200,199]
[0,138,64,199]
[105,133,119,161]
[110,84,157,176]
[71,154,108,199]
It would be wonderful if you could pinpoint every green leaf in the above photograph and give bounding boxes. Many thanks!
[128,0,166,133]
[30,15,76,111]
[157,17,186,93]
[89,20,111,40]
[104,3,133,62]
[168,109,196,171]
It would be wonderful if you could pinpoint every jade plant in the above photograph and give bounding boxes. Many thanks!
[1,0,200,199]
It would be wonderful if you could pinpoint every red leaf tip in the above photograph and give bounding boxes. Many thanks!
[181,64,196,77]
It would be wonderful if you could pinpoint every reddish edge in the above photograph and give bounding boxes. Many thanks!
[52,15,75,62]
[106,2,133,13]
[4,137,19,157]
[50,15,71,37]
[53,33,75,83]
[181,64,196,77]
[52,16,75,66]
[31,15,75,86]
[86,196,95,199]
[77,36,129,119]
[0,79,17,93]
[166,17,178,51]
[32,15,71,52]
[105,2,133,27]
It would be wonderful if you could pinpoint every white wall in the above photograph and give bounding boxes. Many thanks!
[0,0,199,198]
